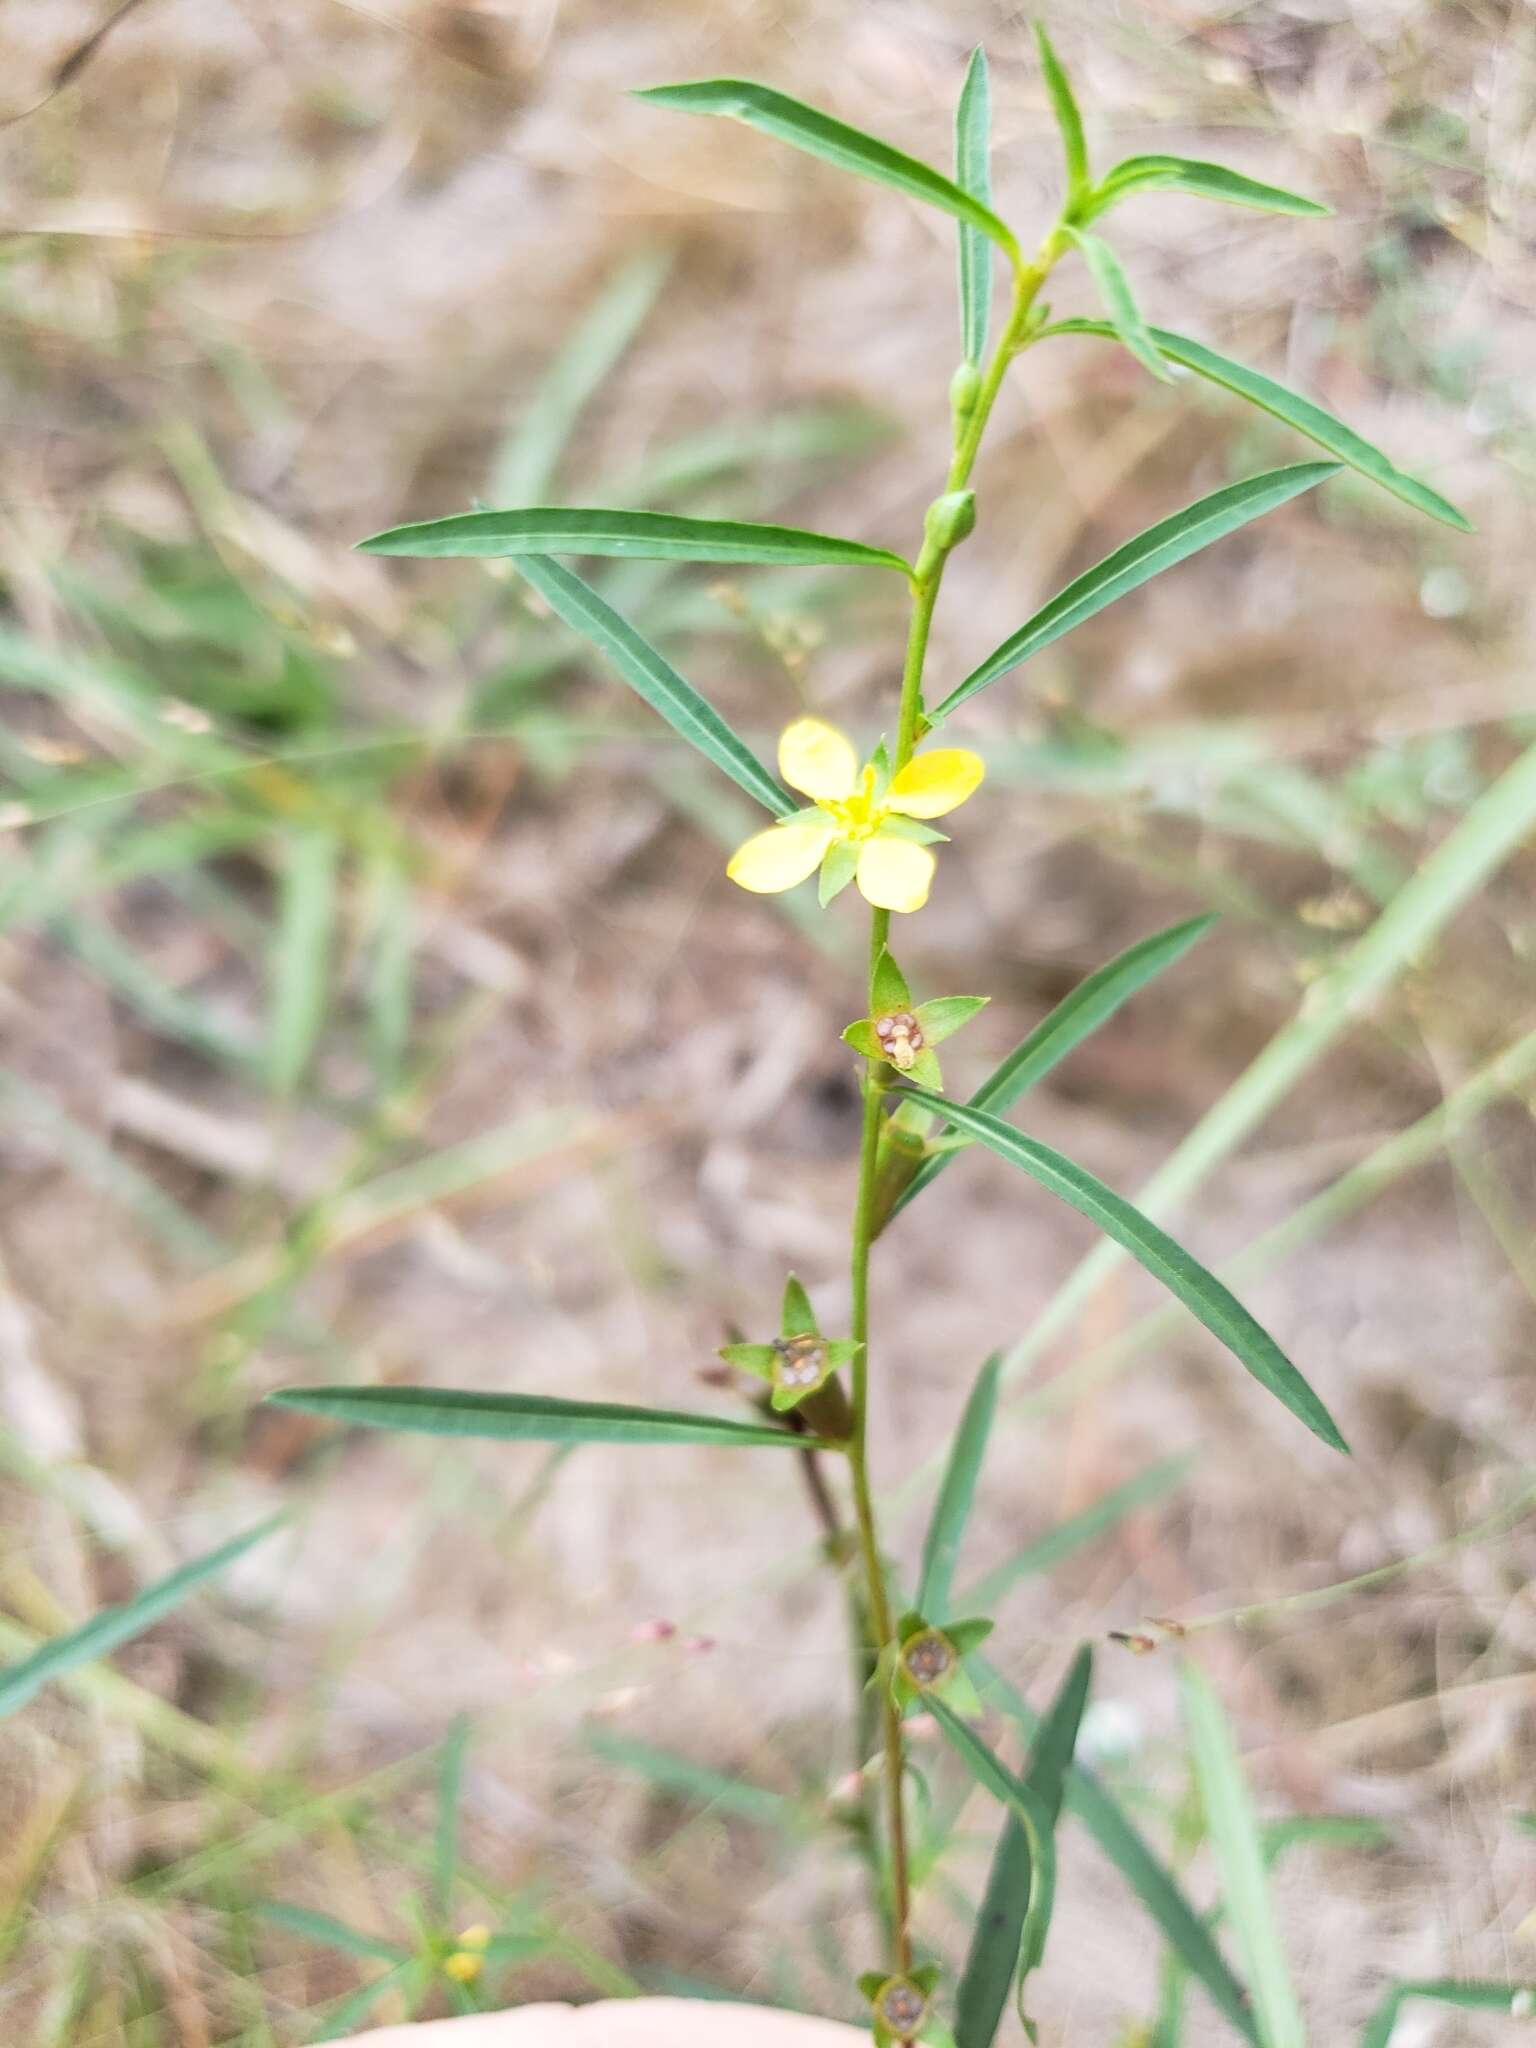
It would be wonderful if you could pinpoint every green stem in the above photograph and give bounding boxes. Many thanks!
[841,232,1064,1981]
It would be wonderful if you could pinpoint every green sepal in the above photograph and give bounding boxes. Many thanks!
[858,1971,888,2003]
[918,2019,958,2048]
[944,1616,995,1657]
[868,738,893,797]
[910,1964,942,1996]
[842,1019,886,1061]
[872,946,912,1013]
[780,1275,819,1339]
[878,815,948,846]
[717,1342,778,1379]
[897,1611,927,1645]
[913,995,988,1045]
[905,1047,943,1091]
[819,837,859,905]
[873,2025,894,2048]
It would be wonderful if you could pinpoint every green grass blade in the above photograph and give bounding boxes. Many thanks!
[1063,226,1171,383]
[434,1715,470,1919]
[1360,1979,1535,2048]
[1094,153,1330,218]
[254,1903,408,1965]
[506,555,794,816]
[933,463,1339,722]
[918,1353,1000,1622]
[265,1384,834,1450]
[1182,1663,1306,2048]
[977,1655,1259,2042]
[895,914,1215,1216]
[269,825,339,1097]
[635,78,1020,262]
[997,736,1536,1394]
[309,1965,413,2044]
[954,47,994,364]
[587,1728,798,1827]
[953,1648,1091,2048]
[358,507,908,573]
[1042,320,1470,530]
[1034,25,1088,202]
[900,1087,1346,1452]
[0,1516,285,1720]
[490,248,669,506]
[961,1455,1190,1611]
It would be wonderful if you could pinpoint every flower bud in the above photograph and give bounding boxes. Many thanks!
[923,489,977,553]
[949,360,983,422]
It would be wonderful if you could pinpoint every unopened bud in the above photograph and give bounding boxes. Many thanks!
[923,489,977,552]
[949,360,983,421]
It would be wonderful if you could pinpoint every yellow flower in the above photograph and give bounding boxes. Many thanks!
[726,718,984,915]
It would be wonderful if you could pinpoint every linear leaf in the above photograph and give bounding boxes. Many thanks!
[269,826,338,1097]
[961,1455,1191,1611]
[955,1647,1091,2048]
[1182,1662,1306,2048]
[635,78,1020,261]
[1034,25,1088,202]
[266,1384,834,1450]
[434,1715,470,1917]
[899,1087,1347,1452]
[1360,1978,1535,2048]
[587,1728,797,1826]
[931,1699,1056,1949]
[491,248,669,506]
[506,555,794,816]
[1064,226,1171,383]
[895,915,1215,1216]
[1041,319,1471,530]
[0,1516,285,1720]
[931,462,1340,723]
[954,48,994,364]
[976,1654,1259,2042]
[310,1964,413,2043]
[918,1353,1000,1622]
[255,1903,408,1965]
[358,507,908,574]
[1093,153,1330,219]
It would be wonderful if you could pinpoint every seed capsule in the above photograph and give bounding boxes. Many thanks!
[772,1333,827,1389]
[879,1978,929,2038]
[901,1628,954,1688]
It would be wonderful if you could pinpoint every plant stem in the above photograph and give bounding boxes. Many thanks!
[840,233,1063,1980]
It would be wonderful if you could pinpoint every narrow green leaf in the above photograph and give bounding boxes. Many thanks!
[961,1454,1191,1611]
[310,1965,413,2044]
[930,1701,1057,2004]
[1063,226,1171,383]
[490,248,669,506]
[931,463,1340,723]
[954,48,994,364]
[1034,25,1088,203]
[265,1384,833,1451]
[976,1653,1259,2042]
[0,1516,285,1720]
[358,507,908,574]
[434,1715,470,1918]
[635,78,1020,262]
[269,826,338,1097]
[899,1087,1347,1452]
[895,915,1215,1216]
[506,555,794,817]
[1041,320,1471,530]
[255,1903,408,1965]
[1360,1978,1535,2048]
[587,1728,796,1826]
[1093,153,1330,219]
[1182,1662,1306,2048]
[918,1354,1000,1623]
[954,1648,1091,2048]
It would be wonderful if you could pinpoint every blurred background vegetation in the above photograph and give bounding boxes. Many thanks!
[1,1,1533,2042]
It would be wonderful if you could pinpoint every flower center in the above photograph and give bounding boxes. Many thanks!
[901,1629,954,1688]
[772,1334,827,1389]
[818,765,887,843]
[878,1981,929,2036]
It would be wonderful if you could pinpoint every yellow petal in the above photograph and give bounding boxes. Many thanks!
[727,819,837,894]
[856,835,936,914]
[778,717,859,801]
[886,747,985,819]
